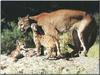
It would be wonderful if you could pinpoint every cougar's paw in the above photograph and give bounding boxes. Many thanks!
[79,50,87,57]
[46,57,57,60]
[57,54,63,59]
[36,53,41,57]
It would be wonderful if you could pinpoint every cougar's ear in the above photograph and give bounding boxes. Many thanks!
[25,14,30,20]
[29,16,37,23]
[16,40,20,45]
[26,14,29,18]
[26,14,29,17]
[18,17,21,20]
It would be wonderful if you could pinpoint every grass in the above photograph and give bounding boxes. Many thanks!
[87,42,99,59]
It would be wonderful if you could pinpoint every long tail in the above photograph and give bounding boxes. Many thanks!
[88,17,98,49]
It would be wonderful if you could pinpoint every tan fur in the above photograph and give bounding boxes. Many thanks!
[31,23,61,58]
[9,40,26,61]
[29,9,87,40]
[18,9,97,56]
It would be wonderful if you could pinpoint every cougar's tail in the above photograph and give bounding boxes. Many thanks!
[88,17,98,49]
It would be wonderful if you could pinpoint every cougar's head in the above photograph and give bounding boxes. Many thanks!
[18,15,31,33]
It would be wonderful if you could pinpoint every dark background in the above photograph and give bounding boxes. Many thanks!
[1,1,99,20]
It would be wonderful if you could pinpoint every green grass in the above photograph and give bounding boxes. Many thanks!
[87,42,99,59]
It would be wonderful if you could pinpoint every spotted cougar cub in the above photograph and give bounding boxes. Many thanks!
[9,40,26,61]
[31,23,62,59]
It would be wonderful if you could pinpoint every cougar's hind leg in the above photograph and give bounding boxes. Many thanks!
[77,16,94,56]
[77,30,88,56]
[71,30,81,57]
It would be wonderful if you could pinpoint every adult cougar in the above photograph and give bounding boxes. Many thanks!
[18,9,97,56]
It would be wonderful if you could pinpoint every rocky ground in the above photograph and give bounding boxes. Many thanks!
[0,54,99,74]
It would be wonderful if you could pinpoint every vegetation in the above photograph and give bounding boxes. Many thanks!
[1,19,34,54]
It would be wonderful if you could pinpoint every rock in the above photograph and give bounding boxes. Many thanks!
[0,54,99,74]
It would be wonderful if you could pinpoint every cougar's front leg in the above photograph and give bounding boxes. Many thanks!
[34,40,41,56]
[35,44,41,56]
[56,41,63,58]
[46,47,52,59]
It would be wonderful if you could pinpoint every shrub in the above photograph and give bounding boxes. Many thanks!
[1,20,34,54]
[1,20,21,54]
[59,32,73,54]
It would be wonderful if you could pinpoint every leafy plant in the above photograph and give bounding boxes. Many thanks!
[1,20,34,54]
